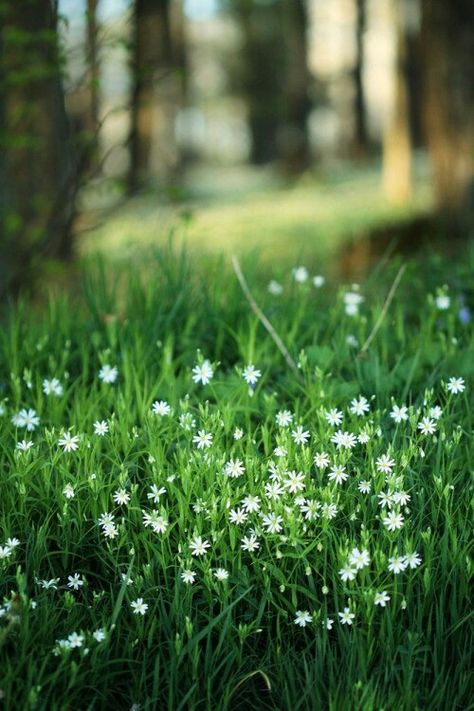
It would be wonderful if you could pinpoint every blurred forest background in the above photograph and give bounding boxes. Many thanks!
[0,0,473,296]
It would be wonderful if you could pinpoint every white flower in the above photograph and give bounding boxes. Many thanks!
[93,420,109,436]
[102,522,119,539]
[324,409,343,426]
[383,510,404,531]
[265,480,285,500]
[285,470,306,493]
[292,266,308,283]
[189,536,211,556]
[241,534,260,552]
[147,485,166,503]
[313,452,330,469]
[378,490,394,509]
[374,591,390,607]
[142,510,168,534]
[392,490,410,506]
[346,334,358,348]
[358,480,371,494]
[67,573,84,590]
[328,465,348,485]
[242,364,261,386]
[58,432,80,452]
[130,598,148,615]
[224,458,245,478]
[276,410,293,427]
[63,484,75,499]
[404,551,422,569]
[233,427,244,440]
[344,291,364,316]
[313,275,325,288]
[0,546,12,560]
[388,555,408,574]
[181,569,196,584]
[446,377,465,394]
[261,512,283,533]
[268,280,283,295]
[435,294,450,310]
[5,538,20,550]
[213,568,229,581]
[331,430,357,449]
[417,417,436,435]
[241,495,261,513]
[16,439,34,452]
[38,578,60,590]
[321,502,338,519]
[151,400,171,416]
[390,404,409,423]
[98,365,118,384]
[13,408,40,431]
[192,360,214,385]
[273,446,287,458]
[291,425,310,445]
[339,565,357,582]
[93,629,106,642]
[376,454,395,474]
[324,617,334,630]
[229,507,248,525]
[294,610,312,627]
[192,430,213,449]
[338,607,355,625]
[113,489,130,506]
[68,632,84,648]
[299,499,321,521]
[43,378,63,397]
[350,396,370,416]
[348,547,370,569]
[357,431,370,444]
[429,405,443,420]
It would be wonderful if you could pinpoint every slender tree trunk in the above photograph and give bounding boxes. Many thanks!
[352,0,368,158]
[382,0,412,204]
[129,0,184,193]
[0,0,78,293]
[420,0,474,221]
[85,0,100,140]
[281,0,311,174]
[234,0,284,165]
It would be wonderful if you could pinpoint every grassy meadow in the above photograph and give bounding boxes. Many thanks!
[0,241,473,710]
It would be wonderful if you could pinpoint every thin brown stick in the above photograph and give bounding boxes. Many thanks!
[231,255,302,379]
[358,263,407,358]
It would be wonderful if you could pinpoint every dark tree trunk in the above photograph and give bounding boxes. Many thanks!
[352,0,368,157]
[280,0,312,174]
[0,0,78,294]
[85,0,100,141]
[420,0,474,222]
[234,0,285,165]
[128,0,185,193]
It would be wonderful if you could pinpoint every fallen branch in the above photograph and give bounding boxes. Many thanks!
[358,263,407,358]
[231,255,302,379]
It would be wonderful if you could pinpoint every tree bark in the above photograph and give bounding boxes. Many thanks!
[352,0,368,158]
[420,0,474,221]
[128,0,185,193]
[280,0,312,174]
[0,0,78,294]
[382,0,412,204]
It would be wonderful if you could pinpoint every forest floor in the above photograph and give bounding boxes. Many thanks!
[1,238,473,709]
[80,160,433,273]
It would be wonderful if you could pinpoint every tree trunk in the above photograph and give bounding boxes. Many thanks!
[382,0,412,204]
[234,0,285,165]
[280,0,312,174]
[85,0,100,142]
[128,0,185,193]
[420,0,474,222]
[352,0,368,158]
[0,0,78,294]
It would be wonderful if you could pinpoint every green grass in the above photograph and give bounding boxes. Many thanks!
[0,243,473,710]
[81,163,433,264]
